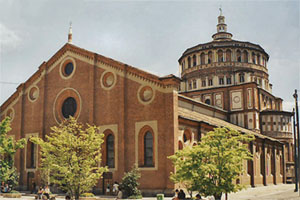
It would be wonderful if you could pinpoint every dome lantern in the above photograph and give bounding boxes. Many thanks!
[212,9,232,41]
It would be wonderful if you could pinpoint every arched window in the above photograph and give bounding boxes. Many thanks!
[243,50,248,63]
[200,53,205,64]
[226,50,231,62]
[252,52,256,64]
[26,141,36,168]
[106,134,114,168]
[188,57,191,68]
[218,50,223,62]
[188,80,192,90]
[236,50,241,62]
[193,79,197,89]
[144,132,153,167]
[257,54,261,65]
[239,73,245,83]
[193,55,197,66]
[208,51,212,64]
[181,61,185,72]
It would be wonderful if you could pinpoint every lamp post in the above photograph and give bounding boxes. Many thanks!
[293,89,300,195]
[293,108,298,191]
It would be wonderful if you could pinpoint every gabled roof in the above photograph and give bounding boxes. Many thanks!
[1,43,177,112]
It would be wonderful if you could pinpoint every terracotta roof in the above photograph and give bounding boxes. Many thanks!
[178,106,282,143]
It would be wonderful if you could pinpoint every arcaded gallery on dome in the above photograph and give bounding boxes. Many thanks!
[0,12,293,195]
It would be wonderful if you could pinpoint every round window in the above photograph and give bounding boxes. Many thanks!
[64,62,74,76]
[62,97,77,118]
[205,99,211,105]
[28,86,39,101]
[103,72,115,87]
[140,86,153,102]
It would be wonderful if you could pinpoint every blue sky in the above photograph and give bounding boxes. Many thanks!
[0,0,299,111]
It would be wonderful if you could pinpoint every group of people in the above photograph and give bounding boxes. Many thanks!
[36,185,51,200]
[173,189,203,200]
[0,182,11,193]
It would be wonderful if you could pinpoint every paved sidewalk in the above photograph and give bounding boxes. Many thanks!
[0,184,299,200]
[225,184,300,200]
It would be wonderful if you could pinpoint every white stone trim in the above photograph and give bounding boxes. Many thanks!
[59,57,76,80]
[52,87,82,124]
[135,120,158,171]
[99,124,119,172]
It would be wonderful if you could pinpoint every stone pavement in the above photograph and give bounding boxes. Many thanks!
[0,184,299,200]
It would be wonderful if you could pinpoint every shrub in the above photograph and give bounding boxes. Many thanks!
[120,165,142,198]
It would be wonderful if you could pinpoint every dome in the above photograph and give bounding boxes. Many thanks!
[178,13,271,93]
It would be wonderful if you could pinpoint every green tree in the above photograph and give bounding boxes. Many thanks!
[30,117,107,200]
[120,165,142,199]
[0,117,26,188]
[169,127,254,200]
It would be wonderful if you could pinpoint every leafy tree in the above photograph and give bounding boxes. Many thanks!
[30,117,107,200]
[0,117,27,188]
[169,127,254,200]
[120,164,142,199]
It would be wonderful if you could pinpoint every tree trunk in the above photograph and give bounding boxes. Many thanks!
[75,191,80,200]
[214,193,222,200]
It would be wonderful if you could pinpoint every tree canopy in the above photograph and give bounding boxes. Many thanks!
[0,117,26,188]
[169,127,254,200]
[30,117,107,200]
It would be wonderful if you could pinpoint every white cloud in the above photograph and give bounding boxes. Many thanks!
[0,23,21,52]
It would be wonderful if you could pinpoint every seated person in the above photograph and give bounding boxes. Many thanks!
[1,182,5,193]
[44,185,50,199]
[3,184,10,193]
[37,187,44,199]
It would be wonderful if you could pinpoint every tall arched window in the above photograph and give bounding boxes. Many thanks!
[252,52,256,64]
[208,51,212,64]
[26,141,36,168]
[106,134,114,168]
[188,57,191,68]
[236,50,241,62]
[243,50,248,63]
[193,55,197,66]
[257,54,261,65]
[218,50,224,62]
[239,73,245,83]
[226,50,231,62]
[200,53,205,64]
[144,132,153,167]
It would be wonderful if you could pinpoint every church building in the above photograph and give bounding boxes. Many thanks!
[0,12,293,195]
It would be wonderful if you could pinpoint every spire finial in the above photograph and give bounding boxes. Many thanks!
[68,21,72,44]
[219,5,222,16]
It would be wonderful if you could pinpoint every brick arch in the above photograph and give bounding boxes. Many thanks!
[178,141,183,150]
[138,125,155,167]
[183,128,192,143]
[101,129,115,168]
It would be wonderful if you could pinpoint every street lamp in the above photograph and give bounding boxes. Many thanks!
[293,89,300,195]
[293,108,298,192]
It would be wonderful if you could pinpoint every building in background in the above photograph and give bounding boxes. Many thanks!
[0,12,292,194]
